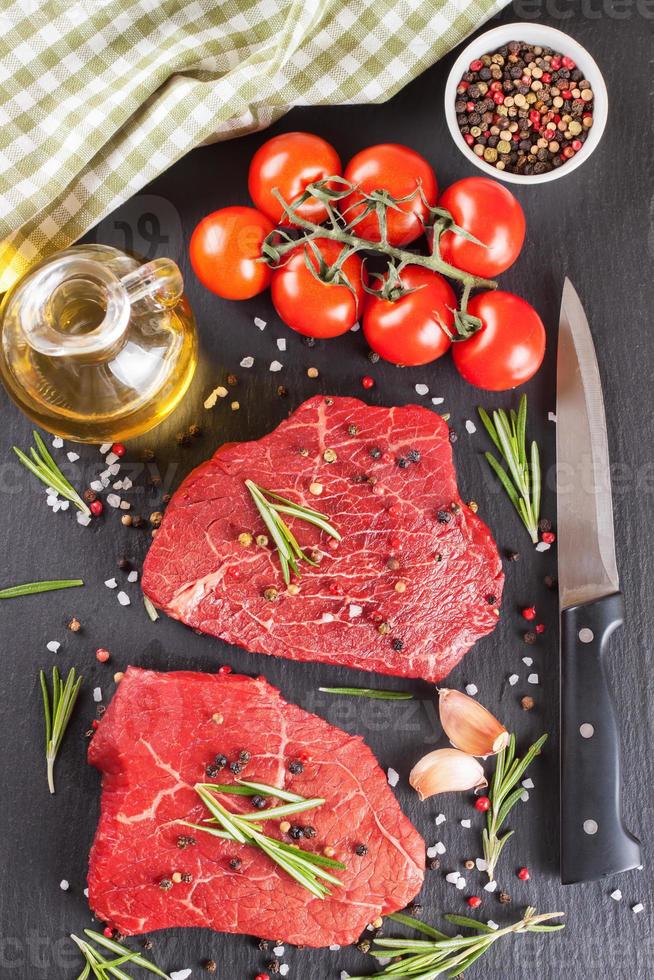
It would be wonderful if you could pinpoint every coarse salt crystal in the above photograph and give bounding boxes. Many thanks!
[435,841,446,854]
[508,674,519,686]
[273,945,285,956]
[522,778,534,789]
[119,500,131,510]
[487,920,499,931]
[204,391,218,409]
[445,872,460,884]
[329,944,340,951]
[548,412,557,423]
[484,880,498,892]
[52,436,64,449]
[535,541,551,552]
[122,477,132,490]
[349,604,363,618]
[610,889,622,901]
[340,973,350,980]
[117,591,130,606]
[99,443,112,454]
[60,880,69,891]
[77,512,92,526]
[455,877,466,890]
[254,317,266,330]
[90,480,104,492]
[108,462,120,476]
[387,768,399,787]
[465,420,476,434]
[521,791,530,802]
[106,493,121,508]
[105,451,118,465]
[46,640,60,653]
[270,360,283,372]
[465,683,478,696]
[276,338,286,351]
[522,657,533,667]
[476,857,487,871]
[279,967,290,978]
[632,903,644,914]
[52,500,62,513]
[414,383,429,396]
[171,971,192,980]
[431,396,444,406]
[350,322,360,332]
[435,814,446,826]
[93,687,102,703]
[240,356,254,368]
[83,888,88,898]
[460,819,471,829]
[104,578,117,589]
[127,570,139,583]
[113,480,123,490]
[321,612,334,623]
[527,673,539,685]
[426,845,439,858]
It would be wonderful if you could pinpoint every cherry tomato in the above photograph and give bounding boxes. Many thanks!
[189,206,273,300]
[340,144,438,246]
[452,291,545,390]
[438,177,525,278]
[363,267,454,366]
[271,238,365,338]
[248,132,342,225]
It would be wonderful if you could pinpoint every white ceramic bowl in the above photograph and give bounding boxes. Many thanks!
[444,22,608,184]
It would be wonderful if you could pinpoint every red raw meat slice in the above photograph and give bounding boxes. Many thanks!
[87,668,425,946]
[142,396,504,682]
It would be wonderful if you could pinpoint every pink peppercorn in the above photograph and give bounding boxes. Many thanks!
[542,530,556,544]
[361,376,375,390]
[96,648,111,663]
[90,500,103,517]
[469,59,483,71]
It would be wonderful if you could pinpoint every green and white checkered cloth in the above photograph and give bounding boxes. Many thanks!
[0,0,507,292]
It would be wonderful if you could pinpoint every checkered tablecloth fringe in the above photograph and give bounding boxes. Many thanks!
[0,0,507,291]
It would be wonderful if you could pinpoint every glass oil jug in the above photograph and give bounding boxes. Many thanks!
[0,244,198,443]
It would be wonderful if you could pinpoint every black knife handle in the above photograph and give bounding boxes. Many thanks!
[560,592,641,884]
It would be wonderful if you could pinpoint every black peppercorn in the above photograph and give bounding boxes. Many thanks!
[289,825,304,840]
[391,638,404,652]
[142,938,153,950]
[437,510,451,524]
[396,457,409,469]
[407,449,421,463]
[428,857,441,871]
[499,891,512,904]
[203,960,217,973]
[159,878,173,891]
[370,447,382,460]
[267,959,281,974]
[238,749,251,764]
[302,826,316,839]
[252,795,266,810]
[523,631,537,645]
[355,843,369,856]
[229,857,242,870]
[288,759,304,775]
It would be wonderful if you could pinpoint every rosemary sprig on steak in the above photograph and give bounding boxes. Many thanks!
[319,686,413,700]
[348,906,564,979]
[71,929,171,979]
[181,781,346,900]
[478,395,541,544]
[40,666,83,794]
[483,733,548,881]
[245,480,341,585]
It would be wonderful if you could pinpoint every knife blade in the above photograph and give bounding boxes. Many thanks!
[557,277,641,884]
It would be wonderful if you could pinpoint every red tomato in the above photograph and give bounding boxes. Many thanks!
[340,144,438,246]
[248,132,342,225]
[438,178,526,278]
[363,267,454,366]
[189,206,273,300]
[452,291,545,390]
[271,238,365,338]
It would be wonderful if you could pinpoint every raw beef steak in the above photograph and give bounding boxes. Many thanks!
[87,668,425,946]
[142,396,503,682]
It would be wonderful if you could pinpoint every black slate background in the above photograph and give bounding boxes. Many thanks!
[1,3,653,978]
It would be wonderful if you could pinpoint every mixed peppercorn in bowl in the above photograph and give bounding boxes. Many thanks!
[444,24,608,185]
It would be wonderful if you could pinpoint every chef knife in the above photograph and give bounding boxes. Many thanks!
[557,277,641,884]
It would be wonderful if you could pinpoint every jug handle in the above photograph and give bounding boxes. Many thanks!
[120,258,184,315]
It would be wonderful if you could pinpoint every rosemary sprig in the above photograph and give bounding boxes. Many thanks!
[180,780,346,899]
[348,906,564,979]
[13,431,90,516]
[71,930,171,979]
[319,686,413,700]
[483,733,548,881]
[40,666,83,794]
[0,578,83,599]
[245,480,341,585]
[478,395,541,544]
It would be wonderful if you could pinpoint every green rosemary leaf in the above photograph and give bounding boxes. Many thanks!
[83,930,171,979]
[41,666,82,794]
[443,915,496,934]
[477,407,501,453]
[484,453,520,509]
[387,913,448,940]
[495,786,528,829]
[272,839,346,869]
[143,594,159,622]
[14,433,91,516]
[517,394,528,465]
[319,686,413,700]
[531,440,541,519]
[235,779,306,803]
[0,578,83,599]
[237,797,325,822]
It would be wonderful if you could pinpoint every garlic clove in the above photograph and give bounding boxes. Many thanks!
[438,688,509,757]
[409,748,487,801]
